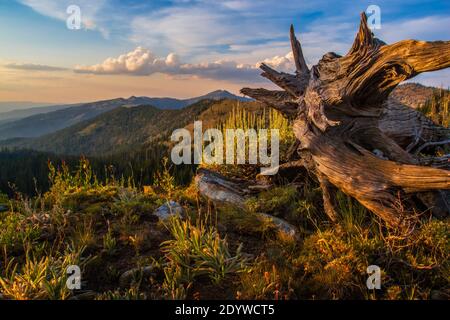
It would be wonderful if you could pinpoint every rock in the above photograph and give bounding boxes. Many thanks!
[0,205,8,213]
[257,213,299,240]
[69,291,97,300]
[119,266,155,289]
[430,290,448,300]
[195,169,246,208]
[153,201,183,221]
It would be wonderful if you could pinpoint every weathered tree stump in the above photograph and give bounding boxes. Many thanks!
[237,13,450,229]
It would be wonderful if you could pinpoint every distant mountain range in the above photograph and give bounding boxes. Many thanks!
[0,84,442,157]
[0,103,79,126]
[0,101,55,114]
[0,90,251,140]
[1,99,261,156]
[131,90,252,110]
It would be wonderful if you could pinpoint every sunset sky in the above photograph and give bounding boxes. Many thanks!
[1,0,449,104]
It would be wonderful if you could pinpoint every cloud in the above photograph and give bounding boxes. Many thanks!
[129,5,285,57]
[74,46,296,82]
[17,0,109,37]
[4,63,68,72]
[376,15,450,43]
[262,52,294,72]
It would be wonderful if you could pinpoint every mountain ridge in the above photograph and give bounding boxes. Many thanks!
[0,99,261,156]
[0,84,444,156]
[0,90,251,140]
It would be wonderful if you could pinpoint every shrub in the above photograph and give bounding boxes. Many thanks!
[160,218,247,298]
[0,245,85,300]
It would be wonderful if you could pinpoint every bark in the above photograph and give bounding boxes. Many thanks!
[238,12,450,228]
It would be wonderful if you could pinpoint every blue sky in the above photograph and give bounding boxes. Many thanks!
[0,0,449,103]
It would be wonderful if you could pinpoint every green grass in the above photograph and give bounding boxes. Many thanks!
[0,142,448,300]
[159,217,247,299]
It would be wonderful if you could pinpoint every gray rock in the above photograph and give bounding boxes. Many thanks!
[119,266,155,289]
[153,201,183,221]
[0,205,8,213]
[257,213,299,240]
[69,291,97,300]
[195,169,246,208]
[430,290,448,300]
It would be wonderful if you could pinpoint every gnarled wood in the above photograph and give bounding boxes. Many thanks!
[240,88,299,118]
[259,63,308,97]
[241,12,450,228]
[290,24,309,75]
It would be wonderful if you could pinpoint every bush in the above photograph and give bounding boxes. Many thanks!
[160,218,247,298]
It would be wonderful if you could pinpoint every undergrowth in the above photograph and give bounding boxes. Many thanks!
[0,130,448,300]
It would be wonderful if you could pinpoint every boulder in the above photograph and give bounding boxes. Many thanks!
[153,201,184,221]
[195,168,246,208]
[257,213,299,240]
[119,266,155,289]
[68,291,97,300]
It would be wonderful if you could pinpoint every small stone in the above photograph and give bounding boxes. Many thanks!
[195,170,246,208]
[69,291,97,300]
[257,213,299,240]
[153,201,184,221]
[119,266,155,289]
[430,290,448,300]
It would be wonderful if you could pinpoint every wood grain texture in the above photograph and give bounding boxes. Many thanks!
[239,12,450,227]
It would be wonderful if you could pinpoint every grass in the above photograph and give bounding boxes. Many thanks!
[159,217,247,299]
[0,108,448,300]
[0,244,85,300]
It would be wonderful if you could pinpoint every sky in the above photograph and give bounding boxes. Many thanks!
[0,0,449,104]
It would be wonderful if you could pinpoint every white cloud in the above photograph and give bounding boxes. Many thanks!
[129,5,284,57]
[376,16,450,43]
[74,47,180,76]
[262,52,294,72]
[74,46,296,82]
[18,0,109,37]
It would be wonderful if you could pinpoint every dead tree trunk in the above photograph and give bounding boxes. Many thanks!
[240,13,450,229]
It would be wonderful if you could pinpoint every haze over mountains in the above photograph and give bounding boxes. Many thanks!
[0,90,251,140]
[0,83,440,157]
[0,104,80,126]
[0,99,261,156]
[0,101,55,113]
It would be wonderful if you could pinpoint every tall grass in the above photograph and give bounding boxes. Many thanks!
[160,217,246,299]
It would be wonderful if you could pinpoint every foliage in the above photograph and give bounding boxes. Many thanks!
[417,88,450,127]
[0,97,448,300]
[160,218,247,298]
[0,244,85,300]
[246,186,298,215]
